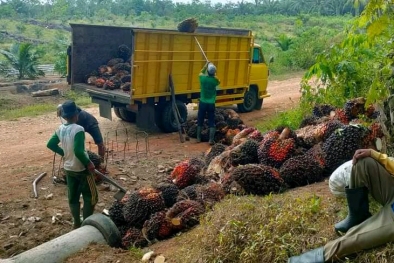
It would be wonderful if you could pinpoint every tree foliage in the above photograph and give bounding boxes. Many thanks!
[300,0,394,107]
[0,0,369,20]
[0,43,44,79]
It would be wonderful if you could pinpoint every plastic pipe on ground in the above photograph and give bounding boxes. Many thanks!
[0,214,120,263]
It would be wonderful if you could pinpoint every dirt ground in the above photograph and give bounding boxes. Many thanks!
[0,76,303,261]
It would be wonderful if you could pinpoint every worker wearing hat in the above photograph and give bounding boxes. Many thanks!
[57,103,106,160]
[48,100,100,229]
[197,61,220,145]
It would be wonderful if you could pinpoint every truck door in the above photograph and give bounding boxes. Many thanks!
[249,47,269,95]
[66,45,71,85]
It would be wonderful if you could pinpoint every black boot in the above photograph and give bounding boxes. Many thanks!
[209,127,216,145]
[197,126,202,143]
[288,247,325,263]
[335,186,371,235]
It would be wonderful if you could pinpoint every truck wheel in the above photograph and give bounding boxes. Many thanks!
[113,107,122,119]
[119,108,136,123]
[255,99,264,110]
[237,90,257,113]
[161,101,187,133]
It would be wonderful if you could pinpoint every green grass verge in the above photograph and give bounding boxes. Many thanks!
[165,189,389,263]
[256,104,311,132]
[0,90,92,121]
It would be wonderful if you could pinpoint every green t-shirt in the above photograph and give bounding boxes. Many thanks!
[199,73,220,104]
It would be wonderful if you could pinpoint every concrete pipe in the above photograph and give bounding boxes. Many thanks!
[0,214,121,263]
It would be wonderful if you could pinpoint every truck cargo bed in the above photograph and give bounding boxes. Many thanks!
[73,83,131,105]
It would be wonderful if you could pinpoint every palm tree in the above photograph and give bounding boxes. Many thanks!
[0,43,44,79]
[345,0,367,16]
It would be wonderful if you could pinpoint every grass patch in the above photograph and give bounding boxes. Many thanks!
[0,102,55,120]
[0,90,92,120]
[256,104,311,132]
[165,188,392,263]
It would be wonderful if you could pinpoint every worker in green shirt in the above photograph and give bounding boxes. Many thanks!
[47,100,100,229]
[197,61,220,145]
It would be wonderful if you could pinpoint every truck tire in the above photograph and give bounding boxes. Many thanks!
[237,90,257,113]
[161,101,187,133]
[118,107,136,123]
[113,107,122,119]
[255,99,264,110]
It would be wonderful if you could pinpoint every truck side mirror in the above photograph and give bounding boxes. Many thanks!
[269,56,274,63]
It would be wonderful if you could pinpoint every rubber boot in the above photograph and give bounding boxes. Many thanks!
[288,247,325,263]
[83,204,96,221]
[209,127,216,145]
[69,203,81,229]
[197,126,202,143]
[334,186,371,235]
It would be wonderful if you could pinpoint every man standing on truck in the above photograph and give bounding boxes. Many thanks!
[48,100,100,229]
[197,61,220,145]
[57,103,106,160]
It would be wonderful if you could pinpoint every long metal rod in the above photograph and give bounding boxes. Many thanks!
[33,172,47,198]
[194,37,209,62]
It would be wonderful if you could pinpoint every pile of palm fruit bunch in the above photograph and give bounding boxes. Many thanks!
[85,44,132,91]
[177,18,198,33]
[107,157,225,249]
[185,108,246,144]
[107,97,386,250]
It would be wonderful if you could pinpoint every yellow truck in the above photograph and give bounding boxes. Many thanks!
[68,24,272,132]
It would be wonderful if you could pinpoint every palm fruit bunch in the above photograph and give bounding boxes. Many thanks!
[299,115,319,128]
[195,182,225,207]
[177,18,198,33]
[122,187,166,228]
[205,143,226,166]
[362,122,385,148]
[366,104,380,119]
[247,129,264,143]
[321,120,344,141]
[331,108,349,124]
[121,82,131,91]
[344,97,366,121]
[176,184,199,202]
[186,121,198,138]
[261,130,280,144]
[107,58,124,67]
[170,159,203,188]
[108,200,126,227]
[312,104,336,118]
[117,44,131,61]
[279,154,325,188]
[220,173,247,195]
[322,124,367,171]
[205,150,232,180]
[166,200,205,231]
[223,164,284,196]
[87,150,101,167]
[295,124,323,147]
[121,227,148,249]
[232,127,256,146]
[306,143,327,169]
[225,128,241,145]
[229,139,259,166]
[95,77,106,88]
[103,76,121,90]
[154,182,179,208]
[258,127,296,168]
[142,211,174,241]
[113,63,131,73]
